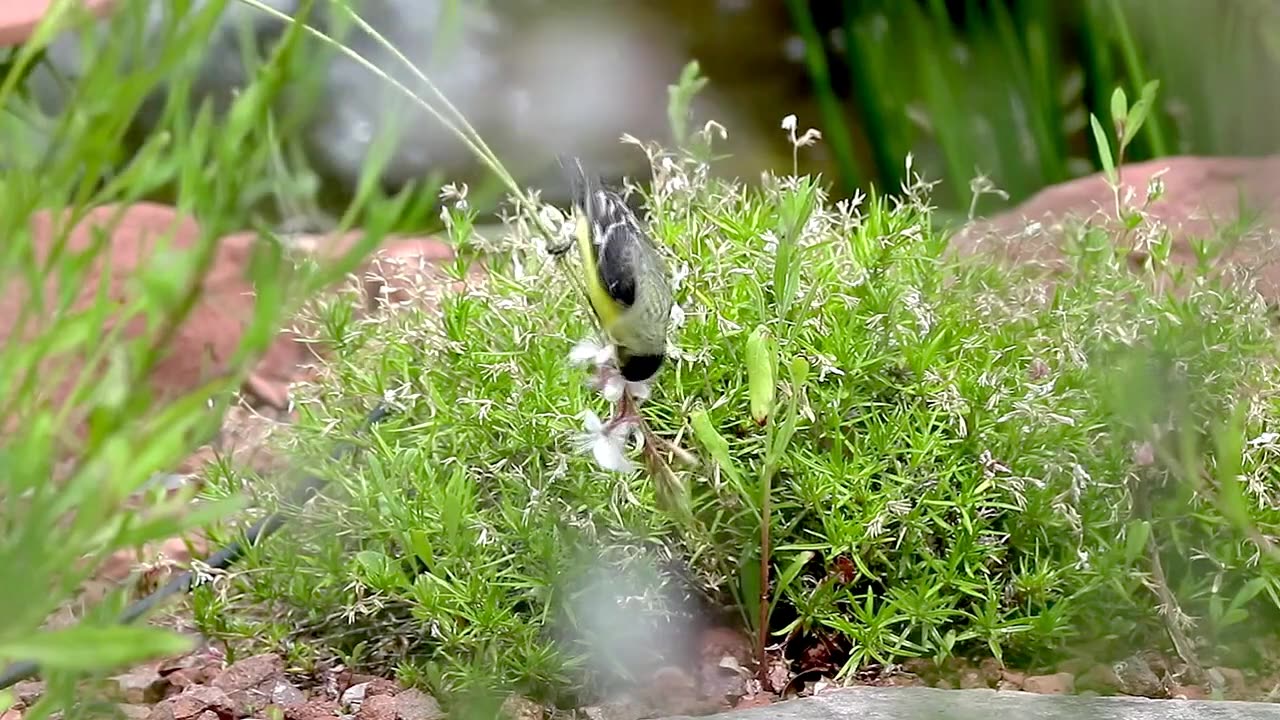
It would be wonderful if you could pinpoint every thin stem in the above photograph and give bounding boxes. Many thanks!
[757,463,775,688]
[233,0,526,207]
[1107,0,1169,157]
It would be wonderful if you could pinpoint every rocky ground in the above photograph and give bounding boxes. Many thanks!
[4,637,1275,720]
[9,154,1280,718]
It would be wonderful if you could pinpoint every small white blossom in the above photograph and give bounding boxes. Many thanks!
[669,303,686,328]
[1248,432,1279,448]
[570,338,616,367]
[576,410,640,473]
[439,182,470,210]
[795,128,822,147]
[761,230,779,253]
[781,114,798,132]
[600,373,652,404]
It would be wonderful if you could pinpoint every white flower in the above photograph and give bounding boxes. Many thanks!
[795,128,822,147]
[781,114,797,132]
[576,410,640,473]
[600,373,652,404]
[439,182,469,210]
[760,230,779,253]
[569,338,616,367]
[669,303,686,329]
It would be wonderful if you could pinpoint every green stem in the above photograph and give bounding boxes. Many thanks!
[1107,0,1169,157]
[783,0,864,194]
[841,0,903,189]
[757,462,775,689]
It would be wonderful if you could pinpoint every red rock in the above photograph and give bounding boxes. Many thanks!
[882,673,927,688]
[105,667,169,704]
[364,679,400,699]
[284,699,341,720]
[977,657,1004,685]
[1211,666,1248,698]
[1169,683,1208,700]
[355,693,397,720]
[11,681,44,707]
[146,685,235,720]
[1000,668,1027,687]
[0,0,117,46]
[957,668,988,690]
[5,204,472,456]
[1,205,289,438]
[211,654,283,693]
[954,154,1280,301]
[211,654,296,716]
[118,705,152,720]
[733,693,773,709]
[499,695,544,720]
[1022,672,1075,695]
[697,627,752,701]
[392,689,444,720]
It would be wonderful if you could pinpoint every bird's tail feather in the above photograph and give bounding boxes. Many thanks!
[557,154,595,211]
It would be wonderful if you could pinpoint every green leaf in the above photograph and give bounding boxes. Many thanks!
[1214,403,1250,528]
[1110,86,1128,129]
[689,407,745,486]
[1122,80,1161,149]
[746,325,777,425]
[1089,114,1117,185]
[1229,576,1268,613]
[0,626,195,672]
[738,544,762,633]
[666,60,709,147]
[772,181,816,319]
[1123,519,1150,564]
[1225,608,1249,626]
[113,495,246,550]
[768,356,810,462]
[767,550,814,620]
[355,550,405,591]
[406,529,434,570]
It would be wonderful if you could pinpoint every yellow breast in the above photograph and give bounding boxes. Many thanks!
[576,213,623,331]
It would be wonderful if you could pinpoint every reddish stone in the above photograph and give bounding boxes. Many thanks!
[283,699,341,720]
[1022,672,1076,695]
[7,204,472,451]
[954,154,1280,300]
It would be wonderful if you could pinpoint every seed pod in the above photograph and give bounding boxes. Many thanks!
[746,325,776,425]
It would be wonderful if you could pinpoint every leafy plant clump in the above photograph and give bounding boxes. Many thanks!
[200,132,1280,705]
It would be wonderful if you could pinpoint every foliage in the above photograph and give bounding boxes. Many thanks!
[200,112,1280,708]
[0,0,407,714]
[790,0,1280,216]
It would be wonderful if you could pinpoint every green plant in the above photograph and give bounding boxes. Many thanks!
[791,1,1280,216]
[0,0,407,712]
[201,110,1280,708]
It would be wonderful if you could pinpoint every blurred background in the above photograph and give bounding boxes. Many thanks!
[22,0,1280,223]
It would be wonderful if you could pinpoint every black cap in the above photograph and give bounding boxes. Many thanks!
[618,352,666,382]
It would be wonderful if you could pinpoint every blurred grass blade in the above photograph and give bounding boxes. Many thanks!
[0,626,195,672]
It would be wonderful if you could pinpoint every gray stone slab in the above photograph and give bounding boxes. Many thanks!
[660,687,1280,720]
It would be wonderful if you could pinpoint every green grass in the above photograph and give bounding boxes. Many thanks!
[199,113,1280,709]
[8,1,1280,717]
[793,0,1280,217]
[0,0,415,715]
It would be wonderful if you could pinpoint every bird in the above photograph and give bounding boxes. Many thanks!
[554,156,674,384]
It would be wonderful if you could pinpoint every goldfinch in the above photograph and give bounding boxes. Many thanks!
[556,156,674,384]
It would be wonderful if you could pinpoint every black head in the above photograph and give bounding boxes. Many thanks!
[617,351,666,383]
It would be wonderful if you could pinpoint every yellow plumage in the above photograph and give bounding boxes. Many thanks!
[556,157,674,382]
